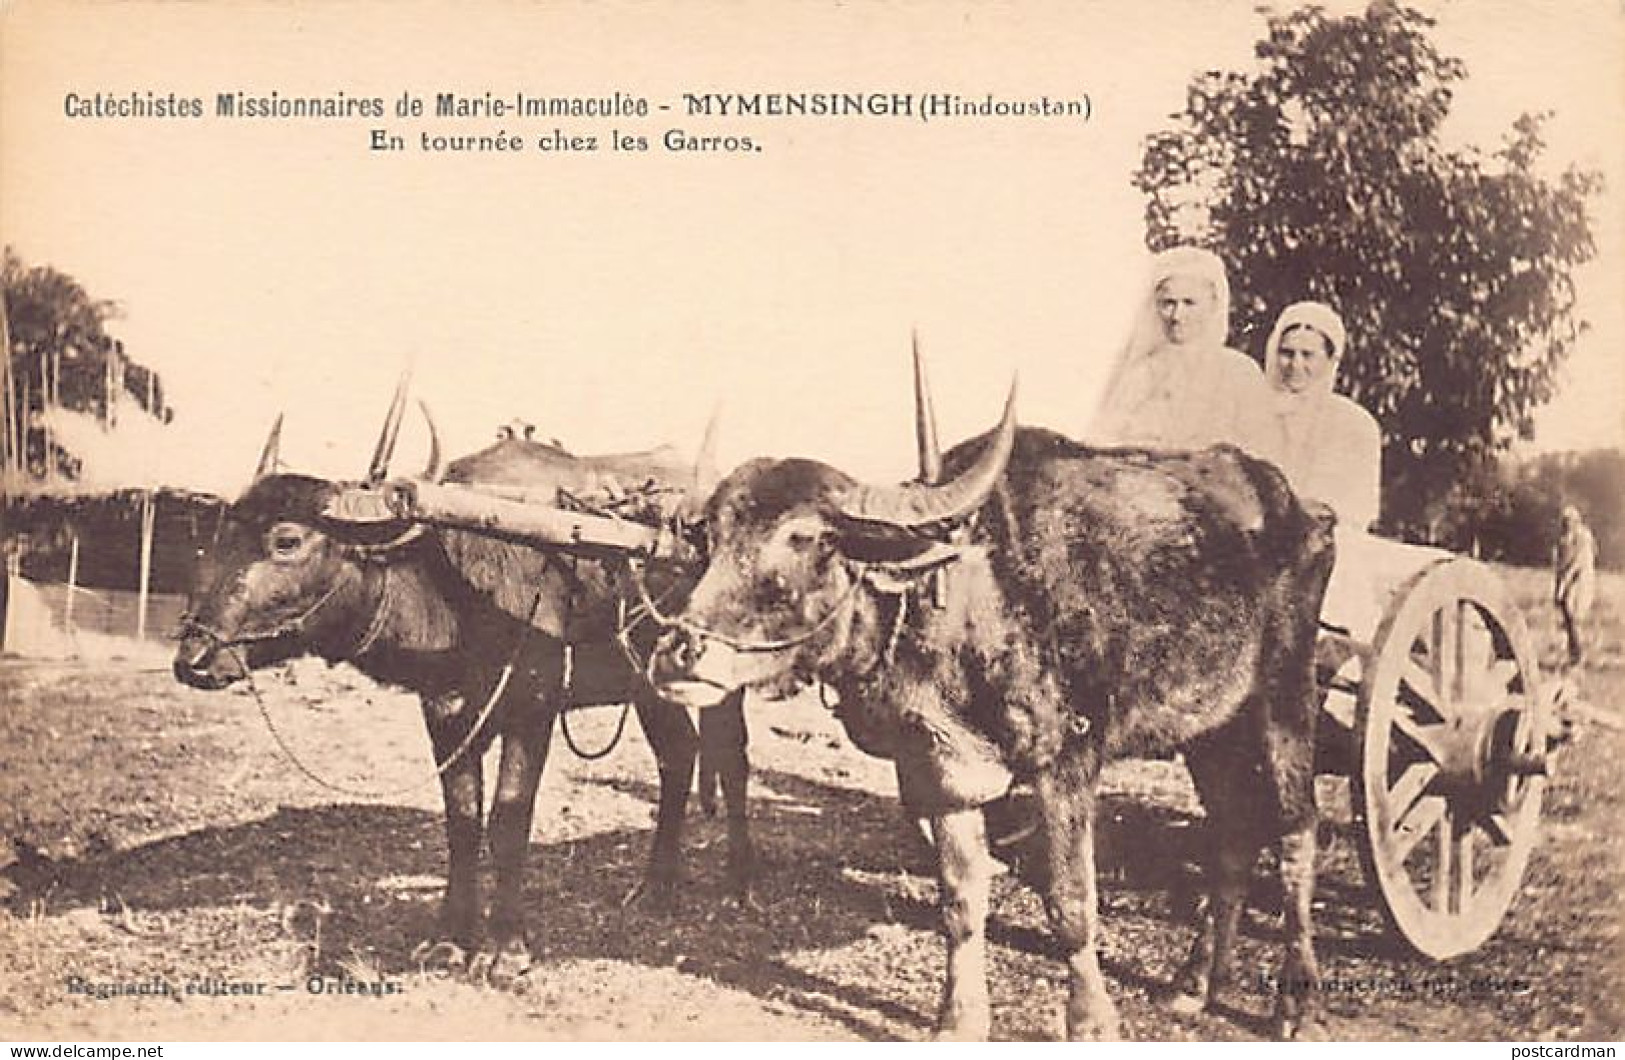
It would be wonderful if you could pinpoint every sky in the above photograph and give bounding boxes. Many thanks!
[2,0,1621,498]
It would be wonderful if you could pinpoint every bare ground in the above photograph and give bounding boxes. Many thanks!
[0,566,1619,1041]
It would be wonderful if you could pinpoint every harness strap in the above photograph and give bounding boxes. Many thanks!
[627,556,871,655]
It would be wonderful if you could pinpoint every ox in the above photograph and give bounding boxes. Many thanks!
[173,414,752,984]
[651,391,1335,1040]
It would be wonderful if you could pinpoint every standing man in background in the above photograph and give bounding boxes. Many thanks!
[1554,505,1597,666]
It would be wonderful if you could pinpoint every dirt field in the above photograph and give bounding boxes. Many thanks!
[0,566,1620,1042]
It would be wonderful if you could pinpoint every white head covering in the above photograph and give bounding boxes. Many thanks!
[1088,246,1240,444]
[1120,245,1231,360]
[1264,300,1347,404]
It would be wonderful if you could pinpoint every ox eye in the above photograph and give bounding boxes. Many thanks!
[755,571,794,609]
[784,526,833,557]
[268,528,305,558]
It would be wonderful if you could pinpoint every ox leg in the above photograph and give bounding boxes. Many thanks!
[930,806,994,1041]
[1264,661,1324,1041]
[700,689,755,902]
[1273,824,1322,1040]
[697,726,721,818]
[1170,741,1268,1016]
[419,693,486,968]
[1036,760,1120,1041]
[482,688,557,988]
[629,690,699,908]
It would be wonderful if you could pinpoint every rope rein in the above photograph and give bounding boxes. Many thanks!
[558,699,632,760]
[550,549,634,761]
[234,590,544,800]
[181,576,350,650]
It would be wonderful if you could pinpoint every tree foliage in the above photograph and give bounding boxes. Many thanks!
[2,247,173,481]
[1133,1,1602,535]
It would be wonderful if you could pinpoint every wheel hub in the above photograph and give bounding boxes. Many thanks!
[1431,703,1545,811]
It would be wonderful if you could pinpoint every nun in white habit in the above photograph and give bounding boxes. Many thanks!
[1087,246,1270,452]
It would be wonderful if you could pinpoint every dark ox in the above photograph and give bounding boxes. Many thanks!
[652,394,1336,1040]
[173,432,752,983]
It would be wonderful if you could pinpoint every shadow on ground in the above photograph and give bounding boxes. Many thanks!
[2,762,1417,1040]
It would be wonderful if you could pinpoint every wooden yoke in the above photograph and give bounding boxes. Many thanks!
[324,479,664,556]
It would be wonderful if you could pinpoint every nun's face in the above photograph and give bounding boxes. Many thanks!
[1272,324,1338,394]
[1154,274,1216,346]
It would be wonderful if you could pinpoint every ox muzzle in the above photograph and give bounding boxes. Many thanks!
[650,627,762,709]
[173,623,253,690]
[652,618,837,708]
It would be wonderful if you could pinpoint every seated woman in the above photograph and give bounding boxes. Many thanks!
[1255,301,1447,640]
[1088,246,1269,450]
[1256,300,1382,533]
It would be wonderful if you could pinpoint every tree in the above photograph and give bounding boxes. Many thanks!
[1,247,173,482]
[1133,1,1602,536]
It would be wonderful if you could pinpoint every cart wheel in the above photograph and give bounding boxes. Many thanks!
[1352,557,1548,960]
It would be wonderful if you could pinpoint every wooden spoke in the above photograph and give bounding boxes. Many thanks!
[1482,812,1514,848]
[1432,602,1462,707]
[1456,823,1476,913]
[1400,658,1446,721]
[1433,804,1454,912]
[1388,760,1438,820]
[1391,711,1447,762]
[1393,795,1446,862]
[1485,658,1521,695]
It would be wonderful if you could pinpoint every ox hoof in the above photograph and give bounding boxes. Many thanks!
[932,1000,991,1042]
[721,888,764,916]
[485,941,536,991]
[411,940,470,975]
[622,874,679,912]
[1064,1015,1122,1042]
[1162,991,1207,1017]
[929,1022,990,1043]
[1273,1013,1329,1042]
[466,950,495,985]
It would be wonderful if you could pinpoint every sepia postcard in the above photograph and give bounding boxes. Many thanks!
[0,0,1620,1045]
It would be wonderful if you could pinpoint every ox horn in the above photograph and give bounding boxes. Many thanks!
[913,331,942,485]
[417,399,443,483]
[677,405,722,522]
[367,371,412,484]
[253,412,284,481]
[694,405,721,493]
[836,378,1017,536]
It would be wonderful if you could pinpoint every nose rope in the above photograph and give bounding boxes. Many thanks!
[627,556,871,655]
[610,558,686,673]
[181,559,397,663]
[179,576,352,650]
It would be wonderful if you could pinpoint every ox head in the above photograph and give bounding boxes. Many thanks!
[173,400,442,690]
[652,382,1016,708]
